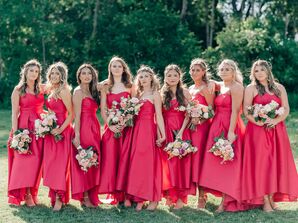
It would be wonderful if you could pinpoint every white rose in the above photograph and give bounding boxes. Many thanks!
[130,97,139,104]
[217,138,225,145]
[112,117,119,123]
[11,139,18,148]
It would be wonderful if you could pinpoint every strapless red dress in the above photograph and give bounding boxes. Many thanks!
[71,97,101,206]
[43,98,72,206]
[241,93,298,205]
[8,93,44,205]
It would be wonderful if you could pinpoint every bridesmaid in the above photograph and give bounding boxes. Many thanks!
[72,64,101,207]
[43,62,72,211]
[161,64,194,209]
[241,60,298,212]
[188,58,215,209]
[8,59,44,206]
[99,56,135,206]
[125,65,166,211]
[199,59,245,212]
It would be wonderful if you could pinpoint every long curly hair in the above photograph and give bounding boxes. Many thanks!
[218,59,243,84]
[76,63,100,105]
[190,58,211,83]
[46,62,70,98]
[17,59,42,96]
[250,60,280,97]
[107,56,133,91]
[161,64,186,110]
[135,65,160,97]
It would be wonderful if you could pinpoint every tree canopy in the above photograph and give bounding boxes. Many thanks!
[0,0,297,107]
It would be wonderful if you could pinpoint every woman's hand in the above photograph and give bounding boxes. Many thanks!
[108,125,120,133]
[227,131,237,143]
[51,127,63,136]
[156,136,166,147]
[254,120,265,127]
[264,118,279,128]
[191,117,200,125]
[73,135,80,148]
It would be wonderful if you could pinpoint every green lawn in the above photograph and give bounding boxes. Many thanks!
[0,109,297,223]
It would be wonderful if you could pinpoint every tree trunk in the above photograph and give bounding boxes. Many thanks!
[209,0,215,47]
[42,37,46,65]
[285,13,290,38]
[91,0,100,39]
[180,0,188,21]
[205,0,210,47]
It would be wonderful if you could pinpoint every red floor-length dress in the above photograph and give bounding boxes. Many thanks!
[199,93,246,211]
[8,92,44,205]
[71,97,101,206]
[161,99,195,204]
[126,100,162,202]
[241,93,298,205]
[190,93,212,187]
[99,92,133,202]
[43,98,71,206]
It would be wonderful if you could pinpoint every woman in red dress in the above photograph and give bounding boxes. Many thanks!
[188,58,215,209]
[72,64,101,207]
[99,56,135,206]
[199,59,245,212]
[161,64,194,209]
[241,60,298,212]
[43,62,73,211]
[8,59,44,206]
[125,65,166,211]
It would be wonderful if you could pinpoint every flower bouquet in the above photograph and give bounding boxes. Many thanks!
[10,129,32,154]
[247,100,284,127]
[34,111,63,141]
[164,138,197,159]
[176,100,214,130]
[209,132,234,164]
[75,145,99,172]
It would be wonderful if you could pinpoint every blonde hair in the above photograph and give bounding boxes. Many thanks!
[108,56,133,91]
[161,64,186,109]
[135,65,160,97]
[17,59,42,96]
[46,62,70,98]
[250,59,280,97]
[190,58,211,83]
[218,59,243,84]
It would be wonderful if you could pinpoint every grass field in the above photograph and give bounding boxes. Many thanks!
[0,109,297,223]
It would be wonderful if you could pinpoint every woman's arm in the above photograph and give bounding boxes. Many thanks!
[100,88,108,124]
[228,83,244,143]
[11,87,20,132]
[130,84,137,98]
[72,88,83,147]
[176,89,192,138]
[201,86,215,107]
[153,91,166,146]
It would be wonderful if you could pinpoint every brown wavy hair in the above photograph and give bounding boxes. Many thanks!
[46,62,70,98]
[17,59,42,96]
[76,64,100,105]
[135,65,160,97]
[190,58,211,83]
[161,64,186,110]
[107,56,133,91]
[250,60,280,97]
